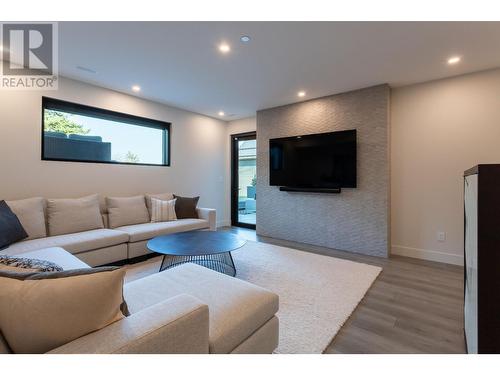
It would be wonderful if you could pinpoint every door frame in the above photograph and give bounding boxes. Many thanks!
[231,131,257,229]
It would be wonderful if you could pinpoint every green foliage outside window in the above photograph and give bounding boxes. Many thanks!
[44,110,90,135]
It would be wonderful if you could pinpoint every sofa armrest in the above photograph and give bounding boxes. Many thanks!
[197,207,216,231]
[47,294,209,354]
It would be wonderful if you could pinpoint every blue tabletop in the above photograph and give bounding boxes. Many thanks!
[147,231,246,256]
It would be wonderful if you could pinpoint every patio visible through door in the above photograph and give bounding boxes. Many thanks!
[231,132,256,229]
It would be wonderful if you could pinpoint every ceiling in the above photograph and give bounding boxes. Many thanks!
[58,22,500,120]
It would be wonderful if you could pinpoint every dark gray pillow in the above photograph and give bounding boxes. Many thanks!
[173,195,199,219]
[0,200,28,250]
[0,255,63,272]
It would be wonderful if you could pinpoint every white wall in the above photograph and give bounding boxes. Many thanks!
[0,77,229,226]
[223,117,257,226]
[226,117,256,135]
[391,68,500,265]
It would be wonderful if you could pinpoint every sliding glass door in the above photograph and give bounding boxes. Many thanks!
[231,132,257,229]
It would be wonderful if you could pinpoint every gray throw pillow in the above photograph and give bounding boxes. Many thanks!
[0,201,28,250]
[173,195,199,219]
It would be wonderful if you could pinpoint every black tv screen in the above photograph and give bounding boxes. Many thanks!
[269,129,357,188]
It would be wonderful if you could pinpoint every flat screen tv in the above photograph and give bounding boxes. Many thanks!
[269,129,357,189]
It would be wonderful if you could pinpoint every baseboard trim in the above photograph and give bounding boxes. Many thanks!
[217,220,231,228]
[391,245,464,266]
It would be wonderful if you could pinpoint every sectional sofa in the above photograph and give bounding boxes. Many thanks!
[0,193,280,354]
[1,193,216,266]
[0,247,279,354]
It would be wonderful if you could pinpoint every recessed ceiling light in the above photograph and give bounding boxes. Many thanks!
[447,56,461,65]
[218,43,231,53]
[297,91,306,98]
[132,85,141,92]
[240,35,251,43]
[218,111,225,116]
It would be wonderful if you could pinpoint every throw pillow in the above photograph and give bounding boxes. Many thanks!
[0,201,28,250]
[150,198,177,223]
[0,255,62,272]
[0,266,127,353]
[173,195,200,219]
[106,195,150,228]
[5,197,46,240]
[145,192,174,214]
[47,194,104,236]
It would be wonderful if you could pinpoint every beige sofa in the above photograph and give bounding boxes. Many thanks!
[1,195,216,266]
[0,195,279,354]
[0,247,279,354]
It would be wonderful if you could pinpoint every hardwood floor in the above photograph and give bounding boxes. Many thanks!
[222,226,466,354]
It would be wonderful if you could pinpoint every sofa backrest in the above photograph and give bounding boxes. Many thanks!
[5,197,48,240]
[46,195,104,236]
[4,192,175,237]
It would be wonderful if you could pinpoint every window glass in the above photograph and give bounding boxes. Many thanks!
[42,98,170,166]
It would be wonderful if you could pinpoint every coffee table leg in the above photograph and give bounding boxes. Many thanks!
[228,251,236,276]
[159,255,171,272]
[158,252,236,276]
[204,252,236,276]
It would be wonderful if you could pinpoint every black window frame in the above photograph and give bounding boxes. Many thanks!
[41,96,171,167]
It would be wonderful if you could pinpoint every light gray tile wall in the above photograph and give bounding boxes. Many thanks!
[256,84,390,257]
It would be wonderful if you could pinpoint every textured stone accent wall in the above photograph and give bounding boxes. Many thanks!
[256,84,390,257]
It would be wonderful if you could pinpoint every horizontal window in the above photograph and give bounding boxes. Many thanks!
[42,97,170,166]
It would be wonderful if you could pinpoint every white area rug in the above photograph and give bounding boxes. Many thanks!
[125,240,382,354]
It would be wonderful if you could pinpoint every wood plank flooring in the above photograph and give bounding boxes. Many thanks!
[222,226,466,354]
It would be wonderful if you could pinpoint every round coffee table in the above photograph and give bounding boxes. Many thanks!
[147,231,246,276]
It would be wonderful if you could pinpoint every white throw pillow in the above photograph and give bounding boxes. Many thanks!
[150,198,177,223]
[145,192,174,214]
[47,194,104,236]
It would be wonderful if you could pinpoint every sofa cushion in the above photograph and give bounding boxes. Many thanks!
[0,229,129,256]
[106,196,150,229]
[114,219,209,243]
[47,194,104,236]
[124,263,279,354]
[19,247,90,270]
[145,192,174,214]
[0,200,28,249]
[0,266,126,353]
[6,197,46,240]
